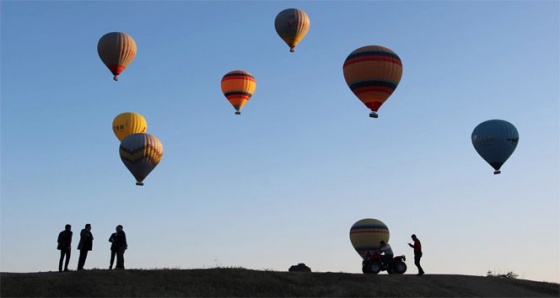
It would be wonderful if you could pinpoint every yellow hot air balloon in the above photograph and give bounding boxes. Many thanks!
[274,8,310,52]
[119,133,163,186]
[221,70,256,115]
[97,32,137,81]
[112,112,147,142]
[343,45,403,118]
[349,218,390,259]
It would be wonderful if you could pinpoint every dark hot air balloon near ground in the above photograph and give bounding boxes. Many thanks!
[349,218,390,259]
[343,45,403,118]
[221,70,256,115]
[119,133,163,186]
[274,8,310,52]
[112,112,147,141]
[97,32,137,81]
[472,119,519,174]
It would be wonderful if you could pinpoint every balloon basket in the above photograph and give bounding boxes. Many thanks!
[136,182,144,186]
[235,111,241,115]
[369,112,379,118]
[493,170,501,175]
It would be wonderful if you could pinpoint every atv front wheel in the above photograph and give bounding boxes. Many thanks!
[367,261,382,274]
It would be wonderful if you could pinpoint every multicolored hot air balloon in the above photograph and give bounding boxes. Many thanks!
[221,70,256,115]
[274,8,310,52]
[343,45,403,118]
[112,112,147,142]
[119,133,163,186]
[97,32,137,81]
[349,218,390,259]
[472,119,519,175]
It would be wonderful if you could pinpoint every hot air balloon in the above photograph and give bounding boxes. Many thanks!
[112,112,147,142]
[274,8,310,52]
[119,133,163,186]
[349,218,390,259]
[221,70,256,115]
[97,32,137,81]
[472,119,519,175]
[343,45,403,118]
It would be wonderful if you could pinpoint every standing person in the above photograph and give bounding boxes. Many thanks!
[57,224,73,272]
[108,229,118,269]
[77,223,94,270]
[114,225,128,270]
[408,234,425,275]
[378,240,393,269]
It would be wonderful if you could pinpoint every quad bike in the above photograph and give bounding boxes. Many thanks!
[362,250,407,274]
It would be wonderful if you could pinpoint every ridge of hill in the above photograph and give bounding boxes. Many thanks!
[1,268,558,297]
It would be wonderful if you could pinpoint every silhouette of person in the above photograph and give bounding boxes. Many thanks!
[378,240,393,268]
[408,234,425,275]
[57,224,72,272]
[77,223,93,270]
[113,225,128,269]
[108,229,118,269]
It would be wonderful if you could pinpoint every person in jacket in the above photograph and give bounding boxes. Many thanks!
[114,225,128,270]
[408,234,425,275]
[57,224,72,272]
[378,240,393,268]
[77,223,93,270]
[108,229,118,269]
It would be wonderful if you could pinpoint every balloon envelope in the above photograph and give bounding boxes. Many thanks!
[274,8,310,52]
[112,112,147,141]
[119,133,163,186]
[221,70,256,115]
[349,218,390,259]
[97,32,137,81]
[472,119,519,174]
[343,45,403,118]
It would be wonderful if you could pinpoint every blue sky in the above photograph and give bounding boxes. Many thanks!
[1,1,559,283]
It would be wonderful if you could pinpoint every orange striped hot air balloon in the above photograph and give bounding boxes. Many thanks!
[349,218,390,259]
[220,70,256,115]
[119,133,163,186]
[274,8,310,53]
[97,32,137,81]
[343,45,403,118]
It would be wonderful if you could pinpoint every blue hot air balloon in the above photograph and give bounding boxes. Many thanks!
[471,119,519,174]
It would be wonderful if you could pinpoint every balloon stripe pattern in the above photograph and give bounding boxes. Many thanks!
[221,70,256,114]
[119,133,163,186]
[343,46,403,113]
[97,32,137,81]
[349,218,390,259]
[274,8,310,52]
[112,112,147,142]
[472,119,519,174]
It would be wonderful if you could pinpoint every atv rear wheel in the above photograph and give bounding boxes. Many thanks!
[393,261,407,274]
[362,264,370,274]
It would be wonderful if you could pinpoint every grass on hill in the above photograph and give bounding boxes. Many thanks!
[1,267,559,297]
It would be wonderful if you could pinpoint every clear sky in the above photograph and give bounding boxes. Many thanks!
[1,0,559,283]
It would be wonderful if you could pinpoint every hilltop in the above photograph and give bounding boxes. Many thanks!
[1,268,558,297]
